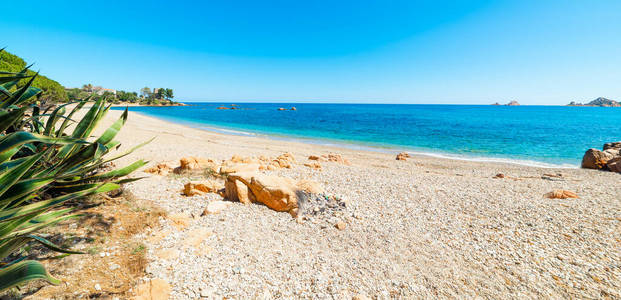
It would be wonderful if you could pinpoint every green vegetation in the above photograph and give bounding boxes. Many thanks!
[69,85,177,106]
[0,49,68,103]
[0,49,148,292]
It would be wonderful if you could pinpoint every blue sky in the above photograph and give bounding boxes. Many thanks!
[2,0,621,104]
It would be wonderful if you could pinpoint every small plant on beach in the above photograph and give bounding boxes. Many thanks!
[0,49,148,292]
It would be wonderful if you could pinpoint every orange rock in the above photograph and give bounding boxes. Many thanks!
[544,190,579,199]
[396,152,411,161]
[132,279,171,300]
[183,180,223,196]
[174,157,216,173]
[304,162,322,170]
[225,173,322,216]
[308,155,322,161]
[493,173,505,179]
[335,221,347,230]
[581,149,613,170]
[144,163,173,176]
[323,153,351,165]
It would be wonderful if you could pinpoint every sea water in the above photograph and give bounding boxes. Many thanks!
[113,103,621,167]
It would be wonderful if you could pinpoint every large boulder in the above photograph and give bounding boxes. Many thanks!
[603,141,621,150]
[581,149,614,169]
[607,157,621,173]
[225,173,322,216]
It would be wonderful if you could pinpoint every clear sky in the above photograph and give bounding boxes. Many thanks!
[2,0,620,104]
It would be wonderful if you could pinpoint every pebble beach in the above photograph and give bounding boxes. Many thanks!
[95,108,621,299]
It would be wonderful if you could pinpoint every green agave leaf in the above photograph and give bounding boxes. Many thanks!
[80,160,147,182]
[51,143,107,176]
[71,98,103,139]
[0,152,44,198]
[0,74,39,108]
[0,73,30,85]
[56,100,86,137]
[0,132,81,157]
[0,147,19,165]
[0,178,53,210]
[0,260,60,292]
[0,183,120,224]
[0,106,27,133]
[95,107,128,145]
[43,103,76,136]
[1,64,32,90]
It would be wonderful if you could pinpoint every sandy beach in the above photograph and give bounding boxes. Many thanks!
[89,108,621,299]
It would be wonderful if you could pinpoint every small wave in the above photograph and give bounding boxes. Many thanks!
[405,151,578,169]
[198,126,257,137]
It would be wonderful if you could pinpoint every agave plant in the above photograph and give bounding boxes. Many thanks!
[0,49,148,292]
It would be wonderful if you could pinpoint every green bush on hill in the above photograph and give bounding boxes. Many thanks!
[0,49,68,103]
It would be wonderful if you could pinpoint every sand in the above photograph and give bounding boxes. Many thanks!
[91,108,620,299]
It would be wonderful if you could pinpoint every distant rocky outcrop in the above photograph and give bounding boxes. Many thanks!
[505,100,520,106]
[491,102,501,106]
[581,142,621,173]
[568,97,621,107]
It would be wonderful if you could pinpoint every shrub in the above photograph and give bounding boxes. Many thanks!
[0,49,148,292]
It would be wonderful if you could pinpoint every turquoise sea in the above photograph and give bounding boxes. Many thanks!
[114,103,621,167]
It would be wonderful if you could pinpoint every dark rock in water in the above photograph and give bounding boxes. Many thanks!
[491,102,500,106]
[505,100,520,106]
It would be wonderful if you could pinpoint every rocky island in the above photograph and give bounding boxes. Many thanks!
[568,97,621,107]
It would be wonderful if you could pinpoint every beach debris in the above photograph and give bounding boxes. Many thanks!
[541,173,565,181]
[304,162,322,170]
[182,180,223,196]
[224,173,323,217]
[308,155,323,161]
[493,173,505,179]
[396,152,411,161]
[202,201,231,215]
[544,190,579,199]
[144,163,173,176]
[322,153,351,165]
[132,278,171,300]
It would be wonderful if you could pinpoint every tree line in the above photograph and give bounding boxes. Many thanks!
[66,84,176,105]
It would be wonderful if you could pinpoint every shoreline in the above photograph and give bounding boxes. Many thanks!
[124,109,580,169]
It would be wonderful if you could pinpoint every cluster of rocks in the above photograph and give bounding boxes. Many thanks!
[581,142,621,173]
[277,107,296,111]
[396,152,411,161]
[145,153,352,219]
[491,100,520,106]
